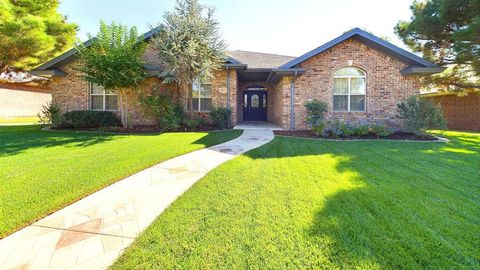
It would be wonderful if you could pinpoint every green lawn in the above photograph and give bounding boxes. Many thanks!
[113,131,480,269]
[0,116,38,124]
[0,125,242,238]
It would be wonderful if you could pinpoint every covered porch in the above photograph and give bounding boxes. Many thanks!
[232,67,303,130]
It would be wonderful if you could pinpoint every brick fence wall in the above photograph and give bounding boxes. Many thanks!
[427,93,480,131]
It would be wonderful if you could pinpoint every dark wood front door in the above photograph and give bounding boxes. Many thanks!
[243,91,267,121]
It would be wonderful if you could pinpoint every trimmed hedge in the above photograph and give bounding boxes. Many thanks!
[62,111,121,128]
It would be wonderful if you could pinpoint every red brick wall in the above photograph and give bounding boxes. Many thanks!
[212,69,238,125]
[49,59,233,126]
[50,61,90,112]
[49,60,178,126]
[292,39,420,130]
[271,77,292,128]
[428,93,480,131]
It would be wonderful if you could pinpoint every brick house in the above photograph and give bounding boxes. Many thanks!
[30,28,444,130]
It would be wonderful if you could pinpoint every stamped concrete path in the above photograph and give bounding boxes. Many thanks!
[0,126,276,270]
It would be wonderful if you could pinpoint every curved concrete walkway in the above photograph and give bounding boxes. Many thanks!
[0,128,275,270]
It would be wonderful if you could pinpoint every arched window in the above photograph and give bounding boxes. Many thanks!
[333,67,366,112]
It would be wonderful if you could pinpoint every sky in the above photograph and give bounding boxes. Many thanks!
[59,0,415,57]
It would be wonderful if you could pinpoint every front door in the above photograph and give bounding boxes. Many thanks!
[243,91,267,121]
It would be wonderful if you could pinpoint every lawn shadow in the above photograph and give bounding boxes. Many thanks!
[242,134,479,268]
[0,125,117,157]
[190,129,243,147]
[0,126,241,157]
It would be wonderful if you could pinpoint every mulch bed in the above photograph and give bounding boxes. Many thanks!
[51,125,222,134]
[274,130,438,141]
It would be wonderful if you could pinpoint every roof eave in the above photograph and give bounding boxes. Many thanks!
[401,66,446,76]
[222,63,247,69]
[29,69,67,77]
[271,68,305,75]
[31,27,164,72]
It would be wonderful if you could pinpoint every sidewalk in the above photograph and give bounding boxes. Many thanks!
[0,129,274,270]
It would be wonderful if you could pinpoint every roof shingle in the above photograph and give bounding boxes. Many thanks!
[226,50,296,69]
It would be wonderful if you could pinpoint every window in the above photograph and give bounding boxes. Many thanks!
[189,78,212,112]
[90,83,118,111]
[251,94,259,108]
[333,67,366,112]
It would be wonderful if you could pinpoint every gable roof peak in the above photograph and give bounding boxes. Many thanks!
[280,27,440,69]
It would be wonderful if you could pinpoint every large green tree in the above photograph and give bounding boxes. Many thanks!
[395,0,480,92]
[76,21,147,128]
[0,0,77,71]
[153,0,226,113]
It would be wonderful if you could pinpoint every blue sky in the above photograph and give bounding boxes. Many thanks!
[59,0,414,56]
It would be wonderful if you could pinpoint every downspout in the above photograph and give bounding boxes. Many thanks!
[226,66,231,109]
[290,71,298,131]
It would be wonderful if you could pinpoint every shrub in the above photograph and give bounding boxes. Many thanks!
[182,118,201,130]
[182,117,206,131]
[62,111,120,128]
[37,102,62,128]
[304,99,328,136]
[159,109,182,131]
[397,96,447,134]
[352,121,370,136]
[139,89,183,131]
[370,123,394,137]
[326,119,344,138]
[209,107,231,129]
[339,121,355,136]
[312,122,326,136]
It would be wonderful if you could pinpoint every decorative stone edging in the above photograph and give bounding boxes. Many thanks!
[274,134,450,143]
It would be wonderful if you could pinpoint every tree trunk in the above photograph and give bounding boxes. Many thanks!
[181,81,193,116]
[118,89,129,129]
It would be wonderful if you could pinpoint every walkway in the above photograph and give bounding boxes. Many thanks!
[0,128,275,270]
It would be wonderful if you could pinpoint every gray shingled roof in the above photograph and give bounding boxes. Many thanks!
[227,50,296,69]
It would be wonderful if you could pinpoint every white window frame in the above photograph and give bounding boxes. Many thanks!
[89,83,118,111]
[333,68,366,112]
[189,79,213,112]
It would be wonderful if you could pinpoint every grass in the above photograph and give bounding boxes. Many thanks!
[0,125,242,238]
[0,116,38,124]
[113,131,480,269]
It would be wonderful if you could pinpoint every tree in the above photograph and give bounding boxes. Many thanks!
[76,21,147,128]
[153,0,226,113]
[395,0,480,92]
[0,0,77,71]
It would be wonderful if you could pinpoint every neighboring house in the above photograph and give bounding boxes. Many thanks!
[30,28,444,130]
[0,83,51,118]
[424,91,480,131]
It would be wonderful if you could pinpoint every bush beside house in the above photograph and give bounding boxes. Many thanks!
[298,95,446,140]
[62,111,121,128]
[396,96,447,134]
